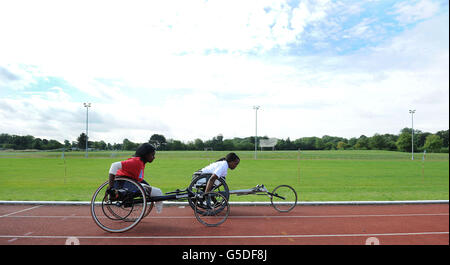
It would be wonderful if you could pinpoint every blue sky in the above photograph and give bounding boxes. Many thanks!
[0,0,448,144]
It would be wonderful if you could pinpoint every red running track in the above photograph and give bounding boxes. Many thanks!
[0,203,448,245]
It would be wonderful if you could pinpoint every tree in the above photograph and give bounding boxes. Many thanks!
[296,137,316,150]
[369,134,386,150]
[77,133,87,149]
[396,132,411,152]
[167,139,185,150]
[314,138,324,150]
[424,135,443,152]
[149,134,167,150]
[223,139,234,150]
[348,137,358,149]
[64,140,71,149]
[337,141,347,150]
[354,135,369,150]
[436,130,449,147]
[210,135,224,150]
[94,140,107,150]
[123,138,138,150]
[382,134,398,151]
[47,140,63,150]
[0,134,12,145]
[32,138,43,150]
[194,138,204,150]
[9,135,34,150]
[112,143,123,150]
[417,132,431,150]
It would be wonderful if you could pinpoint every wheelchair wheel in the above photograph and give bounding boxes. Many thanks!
[143,202,154,218]
[194,191,230,227]
[90,177,147,233]
[188,174,229,215]
[270,185,298,213]
[139,184,154,218]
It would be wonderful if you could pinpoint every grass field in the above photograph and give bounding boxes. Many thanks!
[0,150,448,202]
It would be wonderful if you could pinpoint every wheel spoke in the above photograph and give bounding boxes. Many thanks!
[91,177,147,233]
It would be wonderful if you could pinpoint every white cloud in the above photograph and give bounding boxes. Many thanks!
[342,17,378,39]
[392,0,441,24]
[0,0,448,144]
[0,0,336,64]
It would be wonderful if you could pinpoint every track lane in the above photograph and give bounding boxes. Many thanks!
[0,204,448,245]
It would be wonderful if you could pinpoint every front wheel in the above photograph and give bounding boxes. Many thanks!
[270,185,297,213]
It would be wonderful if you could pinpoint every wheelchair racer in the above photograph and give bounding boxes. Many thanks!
[107,143,163,213]
[194,152,240,193]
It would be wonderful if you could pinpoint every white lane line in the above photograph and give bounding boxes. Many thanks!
[62,214,76,221]
[7,232,33,243]
[3,213,449,219]
[0,231,448,240]
[228,213,450,218]
[0,205,42,218]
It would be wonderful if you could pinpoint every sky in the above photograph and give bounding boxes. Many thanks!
[0,0,448,144]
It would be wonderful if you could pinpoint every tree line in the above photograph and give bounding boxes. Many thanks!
[0,128,448,153]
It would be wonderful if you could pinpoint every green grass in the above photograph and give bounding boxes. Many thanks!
[0,150,448,202]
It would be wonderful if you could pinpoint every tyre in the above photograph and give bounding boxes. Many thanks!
[270,185,297,213]
[91,177,147,233]
[193,191,230,227]
[187,174,229,215]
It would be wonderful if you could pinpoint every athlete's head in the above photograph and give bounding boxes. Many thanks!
[216,152,240,170]
[134,143,156,163]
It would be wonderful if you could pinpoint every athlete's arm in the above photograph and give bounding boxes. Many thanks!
[108,161,122,189]
[205,174,219,192]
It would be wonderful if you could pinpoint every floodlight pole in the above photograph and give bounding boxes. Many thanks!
[409,109,415,160]
[84,102,91,158]
[253,106,260,160]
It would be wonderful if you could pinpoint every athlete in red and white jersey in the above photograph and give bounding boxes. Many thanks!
[108,143,163,213]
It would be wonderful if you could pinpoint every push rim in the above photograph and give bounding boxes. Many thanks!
[194,191,230,227]
[188,174,229,215]
[90,177,147,233]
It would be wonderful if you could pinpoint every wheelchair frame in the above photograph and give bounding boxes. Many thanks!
[188,174,298,213]
[90,177,230,233]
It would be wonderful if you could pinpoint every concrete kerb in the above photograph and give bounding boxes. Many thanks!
[0,200,448,206]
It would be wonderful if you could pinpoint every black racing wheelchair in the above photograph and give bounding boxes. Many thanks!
[90,177,230,233]
[188,173,298,214]
[91,174,297,233]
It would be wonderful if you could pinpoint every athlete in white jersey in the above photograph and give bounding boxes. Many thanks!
[197,153,240,192]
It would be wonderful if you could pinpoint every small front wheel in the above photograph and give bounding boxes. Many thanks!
[270,185,297,213]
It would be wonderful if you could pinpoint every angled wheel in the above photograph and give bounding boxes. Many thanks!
[144,202,154,218]
[91,177,147,233]
[188,174,229,215]
[270,185,297,213]
[194,191,230,227]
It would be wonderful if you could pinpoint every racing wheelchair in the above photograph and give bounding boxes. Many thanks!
[90,177,230,233]
[188,173,298,214]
